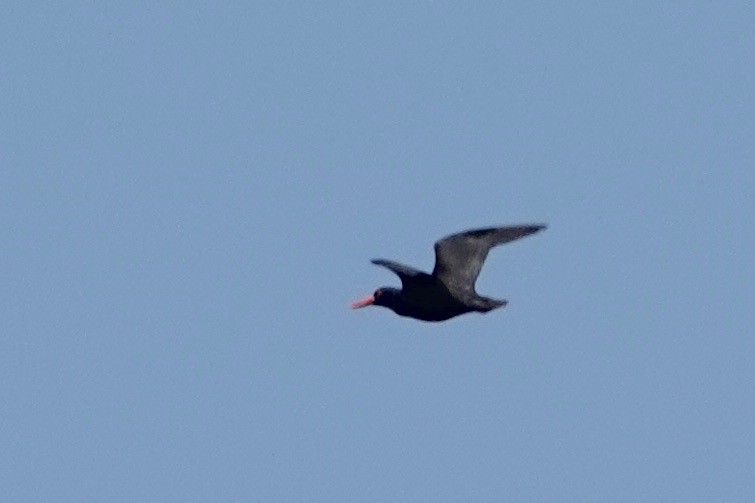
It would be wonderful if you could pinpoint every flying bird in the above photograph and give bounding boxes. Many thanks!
[351,225,546,322]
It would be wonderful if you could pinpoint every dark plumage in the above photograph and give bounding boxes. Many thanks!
[351,225,546,322]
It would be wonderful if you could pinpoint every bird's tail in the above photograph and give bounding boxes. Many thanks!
[474,297,508,313]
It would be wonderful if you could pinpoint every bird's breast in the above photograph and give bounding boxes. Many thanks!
[397,284,471,322]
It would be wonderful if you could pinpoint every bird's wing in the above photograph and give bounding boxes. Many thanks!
[371,259,433,289]
[432,225,546,293]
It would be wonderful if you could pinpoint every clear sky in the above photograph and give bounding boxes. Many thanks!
[2,2,753,502]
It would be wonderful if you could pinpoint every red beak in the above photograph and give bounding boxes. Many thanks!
[350,295,376,309]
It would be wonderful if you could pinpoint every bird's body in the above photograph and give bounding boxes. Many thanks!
[351,225,545,322]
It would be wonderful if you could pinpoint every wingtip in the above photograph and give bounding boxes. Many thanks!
[520,224,547,239]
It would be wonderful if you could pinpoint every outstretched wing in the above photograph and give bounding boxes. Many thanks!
[371,259,433,289]
[432,225,545,293]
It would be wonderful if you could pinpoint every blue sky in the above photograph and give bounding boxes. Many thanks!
[2,2,753,501]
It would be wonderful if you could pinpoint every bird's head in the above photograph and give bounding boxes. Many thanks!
[350,287,401,311]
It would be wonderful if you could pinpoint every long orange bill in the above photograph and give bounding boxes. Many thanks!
[350,296,375,309]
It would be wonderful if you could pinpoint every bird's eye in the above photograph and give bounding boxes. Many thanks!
[375,289,382,297]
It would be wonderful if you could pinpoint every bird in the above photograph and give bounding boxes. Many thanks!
[351,224,546,322]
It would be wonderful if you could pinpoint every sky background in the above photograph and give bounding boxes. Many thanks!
[2,2,754,502]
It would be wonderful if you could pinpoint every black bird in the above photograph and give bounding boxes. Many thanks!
[351,225,546,322]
